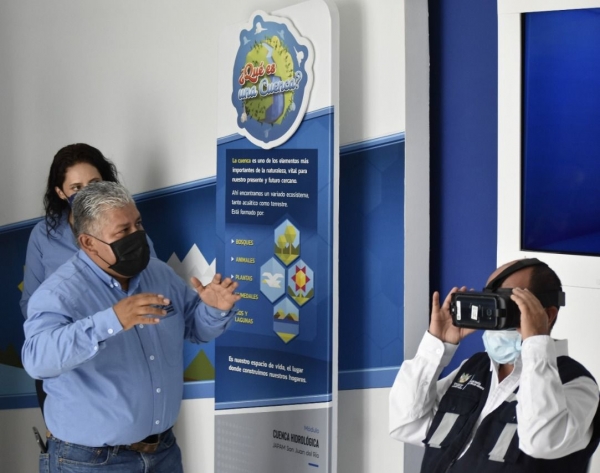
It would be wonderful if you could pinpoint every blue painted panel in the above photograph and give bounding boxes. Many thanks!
[522,8,600,255]
[338,140,405,389]
[0,224,37,408]
[137,183,217,263]
[429,0,497,376]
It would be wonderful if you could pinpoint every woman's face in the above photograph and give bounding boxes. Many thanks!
[55,162,103,201]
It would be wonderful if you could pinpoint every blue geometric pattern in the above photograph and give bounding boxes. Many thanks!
[338,139,405,385]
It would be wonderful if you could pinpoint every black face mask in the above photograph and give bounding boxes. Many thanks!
[93,230,150,277]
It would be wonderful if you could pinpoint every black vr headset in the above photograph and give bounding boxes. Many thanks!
[449,258,566,330]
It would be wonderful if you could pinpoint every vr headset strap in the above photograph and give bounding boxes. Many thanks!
[485,258,566,308]
[484,258,546,291]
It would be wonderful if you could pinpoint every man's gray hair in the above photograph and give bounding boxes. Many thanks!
[72,181,135,239]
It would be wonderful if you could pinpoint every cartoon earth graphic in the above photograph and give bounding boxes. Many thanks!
[242,36,296,125]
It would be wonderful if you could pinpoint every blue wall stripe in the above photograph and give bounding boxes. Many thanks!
[340,132,405,155]
[338,367,401,391]
[0,177,218,235]
[134,176,216,203]
[0,217,43,235]
[0,394,38,410]
[183,380,215,400]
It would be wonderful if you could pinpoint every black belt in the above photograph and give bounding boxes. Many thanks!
[47,428,172,454]
[124,428,172,454]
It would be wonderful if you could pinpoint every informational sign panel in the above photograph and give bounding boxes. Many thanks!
[215,1,339,471]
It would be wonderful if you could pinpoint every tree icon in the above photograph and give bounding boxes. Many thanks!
[277,234,287,253]
[274,219,300,265]
[284,225,297,257]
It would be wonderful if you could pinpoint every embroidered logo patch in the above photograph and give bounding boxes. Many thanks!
[452,372,486,391]
[458,373,472,384]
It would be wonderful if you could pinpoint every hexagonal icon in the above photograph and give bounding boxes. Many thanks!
[274,219,300,266]
[273,298,299,343]
[287,259,314,306]
[260,258,286,303]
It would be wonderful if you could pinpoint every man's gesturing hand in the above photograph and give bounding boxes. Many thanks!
[429,286,475,345]
[113,293,170,330]
[191,273,241,311]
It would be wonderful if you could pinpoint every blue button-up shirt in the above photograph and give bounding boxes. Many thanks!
[20,213,156,318]
[22,250,232,447]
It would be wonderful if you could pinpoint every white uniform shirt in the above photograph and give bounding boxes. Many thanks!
[389,331,599,459]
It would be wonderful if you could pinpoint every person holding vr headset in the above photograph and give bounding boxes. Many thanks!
[389,258,600,473]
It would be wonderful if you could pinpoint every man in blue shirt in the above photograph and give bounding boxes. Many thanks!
[22,181,240,473]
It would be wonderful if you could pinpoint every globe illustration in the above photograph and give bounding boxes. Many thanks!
[242,36,295,126]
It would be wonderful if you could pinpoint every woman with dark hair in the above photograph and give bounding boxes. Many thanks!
[42,143,120,235]
[21,144,116,315]
[21,143,157,413]
[20,143,157,315]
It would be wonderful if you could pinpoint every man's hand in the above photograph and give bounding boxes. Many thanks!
[429,287,475,345]
[511,287,550,339]
[113,293,170,330]
[191,273,241,311]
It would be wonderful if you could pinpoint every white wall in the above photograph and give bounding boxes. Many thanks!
[0,1,410,472]
[0,408,45,473]
[0,0,405,226]
[403,0,430,469]
[497,2,600,471]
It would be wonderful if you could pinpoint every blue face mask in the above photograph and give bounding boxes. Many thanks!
[482,330,522,365]
[67,192,78,208]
